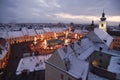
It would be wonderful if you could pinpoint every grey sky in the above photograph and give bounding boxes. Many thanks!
[0,0,120,25]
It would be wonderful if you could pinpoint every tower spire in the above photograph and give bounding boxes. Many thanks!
[102,10,105,17]
[100,10,106,21]
[91,20,94,26]
[99,10,107,32]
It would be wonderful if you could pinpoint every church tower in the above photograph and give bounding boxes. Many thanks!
[99,11,107,32]
[91,20,94,31]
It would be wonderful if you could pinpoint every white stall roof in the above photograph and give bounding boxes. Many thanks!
[21,27,28,36]
[74,30,82,34]
[51,28,65,33]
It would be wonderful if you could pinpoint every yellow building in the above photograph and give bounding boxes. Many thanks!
[99,11,107,32]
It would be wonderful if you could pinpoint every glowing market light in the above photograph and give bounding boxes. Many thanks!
[75,34,78,39]
[34,37,37,45]
[54,33,57,39]
[41,34,43,40]
[64,39,69,45]
[65,31,69,38]
[43,40,48,49]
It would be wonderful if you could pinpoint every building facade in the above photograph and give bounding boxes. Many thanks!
[0,38,10,73]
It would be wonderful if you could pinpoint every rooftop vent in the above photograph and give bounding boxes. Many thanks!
[64,57,71,71]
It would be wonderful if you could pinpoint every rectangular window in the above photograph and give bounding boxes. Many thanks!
[60,74,64,80]
[68,77,72,80]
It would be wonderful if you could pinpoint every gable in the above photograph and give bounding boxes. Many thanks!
[94,28,113,47]
[48,50,67,70]
[87,31,103,43]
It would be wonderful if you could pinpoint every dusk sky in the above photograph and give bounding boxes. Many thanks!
[0,0,120,25]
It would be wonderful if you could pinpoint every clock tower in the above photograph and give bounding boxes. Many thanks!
[99,11,107,32]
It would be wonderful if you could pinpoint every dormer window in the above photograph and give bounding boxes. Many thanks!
[99,47,103,51]
[103,39,107,43]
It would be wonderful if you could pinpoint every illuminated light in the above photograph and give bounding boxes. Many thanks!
[75,34,78,39]
[2,62,6,68]
[64,39,69,45]
[43,40,48,49]
[65,31,69,38]
[41,34,43,40]
[54,33,57,39]
[34,37,37,45]
[29,30,84,55]
[34,37,37,41]
[92,60,98,67]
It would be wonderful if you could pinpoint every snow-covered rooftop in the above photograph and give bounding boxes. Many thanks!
[36,29,44,34]
[94,28,113,47]
[21,27,28,36]
[107,56,120,73]
[28,29,36,36]
[51,28,64,33]
[0,30,8,38]
[55,41,91,79]
[16,54,52,75]
[76,38,95,60]
[8,31,23,38]
[49,33,120,79]
[68,55,89,80]
[43,27,51,32]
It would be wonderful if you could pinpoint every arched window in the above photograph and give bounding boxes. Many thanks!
[101,24,104,27]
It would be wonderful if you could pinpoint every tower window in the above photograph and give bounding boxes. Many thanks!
[101,24,104,27]
[103,40,107,43]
